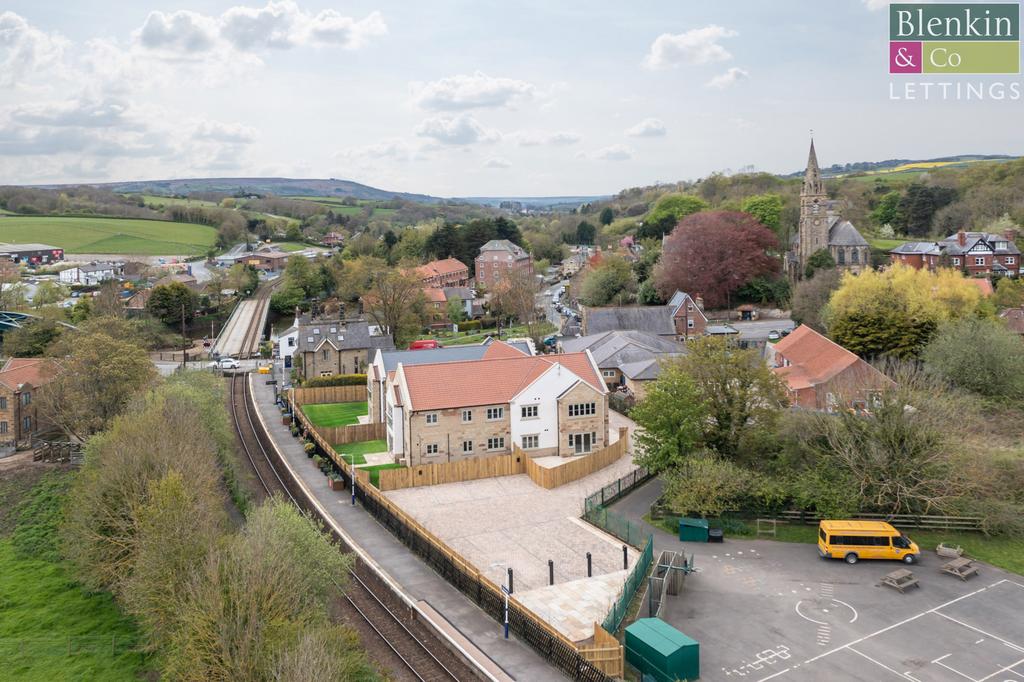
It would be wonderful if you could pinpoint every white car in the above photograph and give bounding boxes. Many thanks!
[210,357,241,370]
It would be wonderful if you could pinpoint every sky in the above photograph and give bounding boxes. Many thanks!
[0,0,1021,197]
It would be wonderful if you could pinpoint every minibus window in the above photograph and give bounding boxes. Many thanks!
[819,528,826,542]
[893,535,910,549]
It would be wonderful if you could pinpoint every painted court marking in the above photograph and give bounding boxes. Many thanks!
[759,579,1024,681]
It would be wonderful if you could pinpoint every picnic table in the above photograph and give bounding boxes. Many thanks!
[941,557,979,581]
[881,568,920,593]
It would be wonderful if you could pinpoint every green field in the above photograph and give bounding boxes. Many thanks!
[134,194,219,209]
[276,241,309,252]
[301,401,367,428]
[0,208,16,215]
[0,216,217,255]
[430,322,555,346]
[867,237,906,251]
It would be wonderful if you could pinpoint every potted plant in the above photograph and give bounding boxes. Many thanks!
[290,424,299,437]
[312,454,323,470]
[304,441,315,457]
[328,472,345,491]
[282,412,292,426]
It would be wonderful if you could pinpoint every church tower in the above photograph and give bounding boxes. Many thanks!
[797,139,829,271]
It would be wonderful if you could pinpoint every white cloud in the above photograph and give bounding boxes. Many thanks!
[415,114,499,145]
[136,10,219,53]
[592,144,633,161]
[706,67,749,89]
[192,120,257,143]
[412,71,536,110]
[12,97,131,128]
[625,118,667,137]
[337,138,427,164]
[133,2,387,54]
[644,25,738,69]
[0,11,69,86]
[862,0,890,10]
[484,157,511,169]
[512,130,582,146]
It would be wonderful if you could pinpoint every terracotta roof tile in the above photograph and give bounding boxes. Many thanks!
[400,352,603,411]
[417,258,467,280]
[771,325,860,388]
[0,358,59,391]
[482,340,529,359]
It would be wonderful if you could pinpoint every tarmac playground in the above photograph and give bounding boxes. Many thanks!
[656,538,1024,681]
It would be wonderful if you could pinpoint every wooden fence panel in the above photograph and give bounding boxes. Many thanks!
[524,428,628,489]
[293,384,367,405]
[319,421,386,445]
[579,624,624,677]
[377,452,527,491]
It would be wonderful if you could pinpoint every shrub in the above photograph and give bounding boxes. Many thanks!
[290,425,299,437]
[459,319,482,332]
[302,373,367,388]
[303,442,315,455]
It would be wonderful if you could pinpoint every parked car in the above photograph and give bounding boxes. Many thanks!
[767,330,781,341]
[210,357,241,370]
[408,339,441,350]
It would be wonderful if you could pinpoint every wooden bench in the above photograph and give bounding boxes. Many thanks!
[941,557,979,581]
[881,569,920,593]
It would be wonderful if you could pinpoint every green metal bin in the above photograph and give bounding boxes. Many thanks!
[625,618,700,681]
[678,517,709,543]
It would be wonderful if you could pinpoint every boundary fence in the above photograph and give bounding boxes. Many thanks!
[289,389,612,681]
[649,504,984,533]
[602,535,653,634]
[524,428,628,489]
[292,384,366,405]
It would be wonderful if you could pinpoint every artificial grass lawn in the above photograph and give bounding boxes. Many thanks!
[333,439,388,464]
[0,216,216,255]
[645,514,1024,576]
[430,322,556,346]
[364,463,405,488]
[301,401,367,428]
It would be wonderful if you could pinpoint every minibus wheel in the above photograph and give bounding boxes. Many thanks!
[902,554,916,564]
[844,553,858,564]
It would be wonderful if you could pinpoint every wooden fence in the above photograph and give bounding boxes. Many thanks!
[377,452,527,491]
[524,427,628,489]
[292,384,366,405]
[308,421,386,446]
[579,623,624,677]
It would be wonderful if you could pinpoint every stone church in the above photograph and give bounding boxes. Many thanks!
[786,140,870,278]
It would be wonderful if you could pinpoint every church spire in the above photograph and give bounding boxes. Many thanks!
[803,138,824,196]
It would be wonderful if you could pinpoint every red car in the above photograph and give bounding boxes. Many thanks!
[408,339,441,350]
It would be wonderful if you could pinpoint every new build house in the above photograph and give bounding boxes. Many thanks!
[381,341,607,465]
[58,262,124,286]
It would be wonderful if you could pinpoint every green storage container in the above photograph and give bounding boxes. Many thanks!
[625,618,699,681]
[678,517,709,542]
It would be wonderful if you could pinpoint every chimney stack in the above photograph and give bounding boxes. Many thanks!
[957,230,966,247]
[694,294,704,311]
[1004,228,1018,242]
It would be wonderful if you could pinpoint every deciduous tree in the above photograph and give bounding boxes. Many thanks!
[653,211,779,309]
[363,268,426,346]
[146,282,198,326]
[578,255,636,306]
[639,194,708,239]
[791,268,841,333]
[631,363,705,473]
[923,318,1024,400]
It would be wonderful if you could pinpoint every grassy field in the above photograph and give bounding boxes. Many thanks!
[0,208,16,215]
[289,197,395,217]
[867,237,906,250]
[134,194,219,209]
[0,216,217,255]
[334,439,388,464]
[275,241,309,252]
[301,401,367,428]
[646,514,1024,576]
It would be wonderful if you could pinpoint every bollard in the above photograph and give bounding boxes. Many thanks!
[507,567,514,595]
[587,551,592,577]
[623,544,628,569]
[549,559,554,586]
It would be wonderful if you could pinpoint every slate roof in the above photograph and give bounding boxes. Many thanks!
[560,330,684,368]
[890,241,942,255]
[828,220,869,247]
[583,306,676,336]
[618,358,662,381]
[938,232,1021,256]
[296,319,394,353]
[478,239,529,259]
[375,340,531,373]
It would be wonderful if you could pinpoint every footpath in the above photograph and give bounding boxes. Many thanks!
[249,372,562,682]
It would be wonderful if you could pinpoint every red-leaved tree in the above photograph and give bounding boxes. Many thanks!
[654,211,780,309]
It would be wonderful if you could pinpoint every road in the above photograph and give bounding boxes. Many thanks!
[537,279,573,330]
[726,318,796,343]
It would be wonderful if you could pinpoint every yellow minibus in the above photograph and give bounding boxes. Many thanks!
[818,520,920,565]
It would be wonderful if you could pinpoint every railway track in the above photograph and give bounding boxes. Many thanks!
[228,373,468,682]
[214,279,277,359]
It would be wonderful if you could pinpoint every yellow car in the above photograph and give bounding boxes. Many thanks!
[257,365,271,375]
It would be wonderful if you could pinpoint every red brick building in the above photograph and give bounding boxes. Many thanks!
[416,257,469,288]
[889,231,1020,278]
[474,240,532,288]
[769,325,894,411]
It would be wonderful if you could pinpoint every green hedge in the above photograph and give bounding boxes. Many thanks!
[302,373,367,388]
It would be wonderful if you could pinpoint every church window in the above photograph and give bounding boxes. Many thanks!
[836,249,846,265]
[852,249,860,264]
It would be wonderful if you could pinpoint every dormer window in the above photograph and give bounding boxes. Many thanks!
[330,327,337,333]
[307,337,314,343]
[312,328,320,335]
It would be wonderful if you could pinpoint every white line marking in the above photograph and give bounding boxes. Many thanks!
[935,612,1024,653]
[975,638,985,645]
[795,600,827,625]
[832,597,859,623]
[933,654,952,664]
[934,657,979,682]
[978,657,1024,682]
[757,668,790,681]
[848,646,914,679]
[802,581,1003,667]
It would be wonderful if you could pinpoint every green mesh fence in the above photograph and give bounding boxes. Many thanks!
[602,535,653,634]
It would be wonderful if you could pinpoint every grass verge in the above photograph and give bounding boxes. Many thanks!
[301,401,367,428]
[334,439,388,465]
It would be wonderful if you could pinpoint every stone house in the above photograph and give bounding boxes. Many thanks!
[386,342,606,465]
[0,358,59,452]
[890,231,1020,278]
[558,330,685,397]
[416,258,470,288]
[581,290,705,340]
[295,318,394,380]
